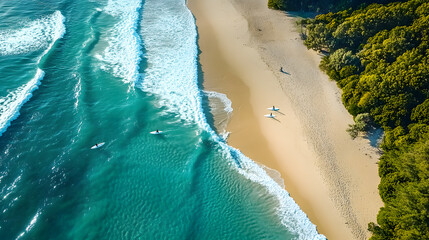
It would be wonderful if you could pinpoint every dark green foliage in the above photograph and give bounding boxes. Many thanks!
[347,113,372,139]
[268,0,407,12]
[373,138,429,239]
[302,0,428,130]
[299,0,429,238]
[411,99,429,124]
[268,0,285,10]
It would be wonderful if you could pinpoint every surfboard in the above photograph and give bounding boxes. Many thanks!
[150,131,163,135]
[91,142,105,149]
[267,107,280,111]
[264,114,276,118]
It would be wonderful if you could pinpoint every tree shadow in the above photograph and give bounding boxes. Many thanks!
[317,49,329,57]
[285,11,319,19]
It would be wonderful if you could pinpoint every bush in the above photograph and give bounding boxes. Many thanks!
[268,0,285,10]
[347,113,372,139]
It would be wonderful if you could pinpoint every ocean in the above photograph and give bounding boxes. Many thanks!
[0,0,325,239]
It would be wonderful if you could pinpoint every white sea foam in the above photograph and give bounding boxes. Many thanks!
[141,0,205,125]
[0,12,65,136]
[222,144,326,239]
[1,174,21,200]
[16,209,42,240]
[25,210,40,232]
[73,73,81,110]
[99,0,142,85]
[140,0,326,238]
[0,11,65,56]
[0,69,45,136]
[204,90,233,137]
[204,90,233,114]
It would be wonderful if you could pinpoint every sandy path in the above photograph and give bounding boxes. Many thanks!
[188,0,382,239]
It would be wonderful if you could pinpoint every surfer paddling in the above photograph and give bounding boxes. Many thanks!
[150,129,163,135]
[91,142,105,149]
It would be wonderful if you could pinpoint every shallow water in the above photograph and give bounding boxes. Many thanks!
[0,0,325,239]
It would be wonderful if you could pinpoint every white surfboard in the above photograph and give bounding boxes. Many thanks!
[264,114,276,118]
[91,142,105,149]
[267,107,280,111]
[150,130,163,135]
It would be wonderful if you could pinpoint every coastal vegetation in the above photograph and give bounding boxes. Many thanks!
[294,0,429,238]
[346,113,373,139]
[267,0,406,12]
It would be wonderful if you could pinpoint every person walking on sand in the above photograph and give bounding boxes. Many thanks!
[280,67,283,72]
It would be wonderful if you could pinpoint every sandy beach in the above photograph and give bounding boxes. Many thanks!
[188,0,383,239]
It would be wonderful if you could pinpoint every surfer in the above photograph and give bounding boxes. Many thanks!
[91,142,105,149]
[156,130,159,133]
[270,113,273,117]
[272,106,276,110]
[280,67,283,72]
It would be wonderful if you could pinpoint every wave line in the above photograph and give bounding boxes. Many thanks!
[0,11,66,136]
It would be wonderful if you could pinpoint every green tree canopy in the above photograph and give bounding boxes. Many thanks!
[298,0,429,238]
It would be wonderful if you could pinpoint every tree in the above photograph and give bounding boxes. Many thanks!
[370,138,429,240]
[347,113,372,139]
[298,1,429,238]
[268,0,285,10]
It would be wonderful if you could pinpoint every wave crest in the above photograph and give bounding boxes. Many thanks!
[0,11,65,136]
[139,0,326,238]
[98,0,142,85]
[0,69,44,136]
[0,11,65,56]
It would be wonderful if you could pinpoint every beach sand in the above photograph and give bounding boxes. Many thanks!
[188,0,383,239]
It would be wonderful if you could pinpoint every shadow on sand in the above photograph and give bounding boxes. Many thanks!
[280,70,291,75]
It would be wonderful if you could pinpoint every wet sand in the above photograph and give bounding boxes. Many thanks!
[188,0,382,239]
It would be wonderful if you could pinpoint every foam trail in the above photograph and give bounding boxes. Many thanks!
[141,0,206,125]
[0,69,44,136]
[223,144,326,239]
[0,11,65,56]
[140,0,326,238]
[99,0,142,85]
[1,174,21,200]
[204,90,233,139]
[0,12,65,136]
[204,90,233,114]
[15,209,42,240]
[73,73,81,110]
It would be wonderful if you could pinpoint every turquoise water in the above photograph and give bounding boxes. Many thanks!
[0,0,325,239]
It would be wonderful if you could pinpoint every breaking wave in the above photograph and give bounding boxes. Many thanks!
[139,0,326,238]
[0,11,65,56]
[0,11,65,136]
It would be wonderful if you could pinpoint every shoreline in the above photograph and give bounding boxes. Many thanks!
[188,0,382,239]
